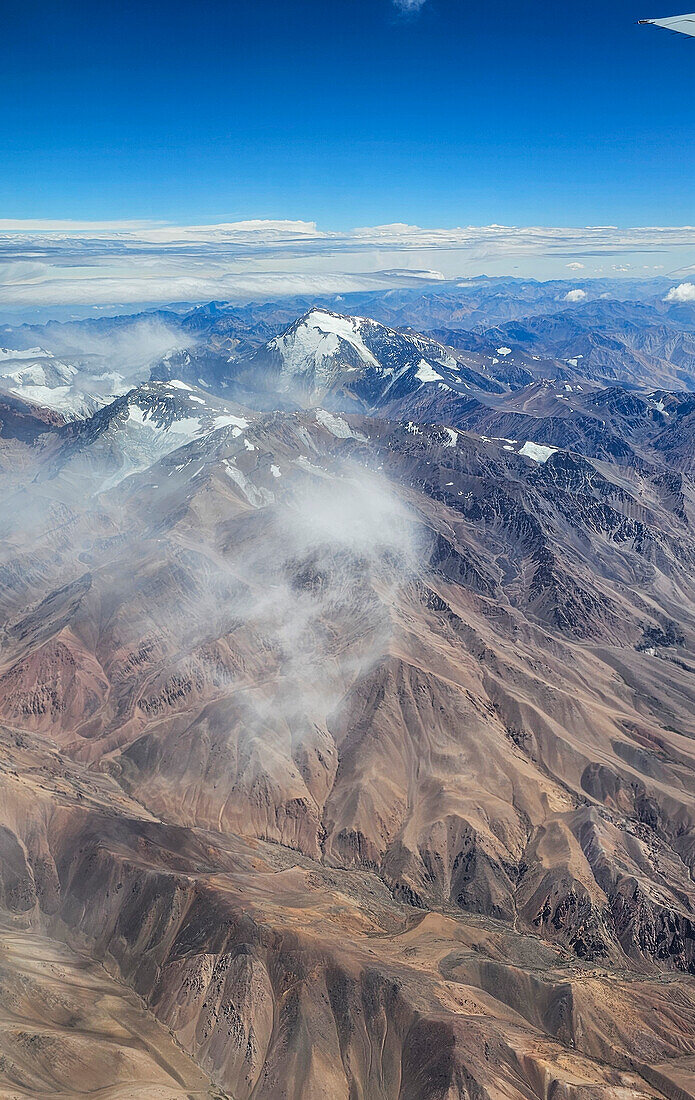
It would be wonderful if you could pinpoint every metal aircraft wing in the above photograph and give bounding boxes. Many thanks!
[639,12,695,36]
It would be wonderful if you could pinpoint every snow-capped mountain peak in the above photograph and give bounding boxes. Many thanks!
[50,380,255,492]
[236,308,502,412]
[268,308,380,383]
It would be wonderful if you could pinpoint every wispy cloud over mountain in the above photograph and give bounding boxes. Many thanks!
[1,219,694,318]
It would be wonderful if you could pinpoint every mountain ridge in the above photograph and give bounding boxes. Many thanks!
[1,291,695,1098]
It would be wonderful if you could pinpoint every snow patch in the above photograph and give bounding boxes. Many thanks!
[211,414,249,434]
[126,405,202,437]
[0,346,53,361]
[6,364,48,386]
[11,384,75,411]
[304,310,379,365]
[162,415,203,436]
[296,455,329,477]
[316,408,355,439]
[224,460,274,508]
[519,441,558,464]
[415,360,444,383]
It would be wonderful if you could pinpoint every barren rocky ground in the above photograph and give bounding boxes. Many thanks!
[1,304,695,1098]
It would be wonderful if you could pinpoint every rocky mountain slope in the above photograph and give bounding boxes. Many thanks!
[1,298,695,1098]
[481,299,695,391]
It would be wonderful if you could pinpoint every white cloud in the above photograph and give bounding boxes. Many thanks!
[134,219,323,244]
[0,265,396,309]
[665,282,695,303]
[564,289,587,303]
[566,262,585,270]
[382,267,446,280]
[393,0,428,10]
[1,219,695,314]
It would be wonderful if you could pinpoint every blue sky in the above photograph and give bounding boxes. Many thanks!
[2,0,694,228]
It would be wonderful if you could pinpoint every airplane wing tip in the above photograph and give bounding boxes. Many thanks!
[638,13,695,35]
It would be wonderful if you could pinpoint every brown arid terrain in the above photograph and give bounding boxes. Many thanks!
[1,305,695,1098]
[0,919,222,1099]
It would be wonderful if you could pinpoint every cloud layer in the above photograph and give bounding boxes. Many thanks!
[1,219,695,317]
